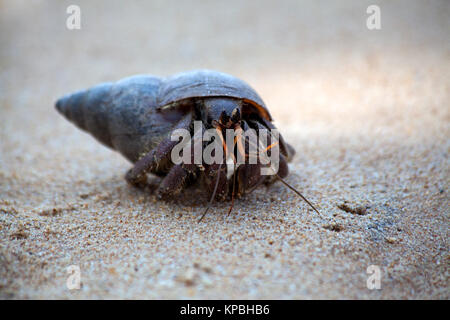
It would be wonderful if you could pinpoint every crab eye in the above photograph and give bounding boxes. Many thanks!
[231,108,241,123]
[219,110,230,124]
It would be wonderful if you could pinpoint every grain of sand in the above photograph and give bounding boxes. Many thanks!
[0,0,449,299]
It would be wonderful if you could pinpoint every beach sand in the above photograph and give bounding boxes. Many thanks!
[0,0,448,299]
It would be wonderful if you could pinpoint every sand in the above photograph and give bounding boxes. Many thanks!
[0,0,448,299]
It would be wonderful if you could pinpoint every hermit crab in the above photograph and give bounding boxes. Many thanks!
[56,70,319,219]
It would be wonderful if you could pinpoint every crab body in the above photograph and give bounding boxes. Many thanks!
[56,70,295,201]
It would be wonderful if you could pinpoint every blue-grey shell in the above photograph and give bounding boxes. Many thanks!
[55,70,272,163]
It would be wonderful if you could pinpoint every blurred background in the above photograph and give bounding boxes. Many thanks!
[1,0,449,132]
[0,0,448,299]
[1,0,448,120]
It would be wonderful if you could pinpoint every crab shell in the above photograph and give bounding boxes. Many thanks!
[55,70,276,163]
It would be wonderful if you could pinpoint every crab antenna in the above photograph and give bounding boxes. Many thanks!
[198,162,223,222]
[227,123,245,218]
[227,163,237,217]
[276,174,321,216]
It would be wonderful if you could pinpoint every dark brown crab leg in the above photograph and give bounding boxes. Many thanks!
[125,113,193,187]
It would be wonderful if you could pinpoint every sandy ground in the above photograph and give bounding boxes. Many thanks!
[0,0,449,299]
